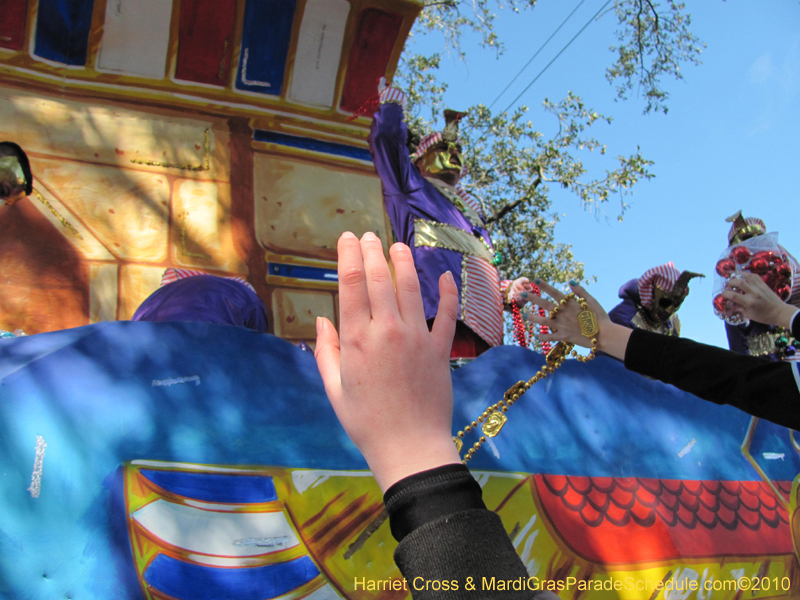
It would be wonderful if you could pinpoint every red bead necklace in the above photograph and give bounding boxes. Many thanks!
[511,283,552,353]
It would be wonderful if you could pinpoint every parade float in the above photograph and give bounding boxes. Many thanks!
[0,0,798,598]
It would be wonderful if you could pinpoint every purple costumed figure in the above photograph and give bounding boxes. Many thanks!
[133,268,268,333]
[608,262,703,337]
[368,83,531,358]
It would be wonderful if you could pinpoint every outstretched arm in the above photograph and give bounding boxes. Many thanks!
[367,85,426,197]
[529,281,800,431]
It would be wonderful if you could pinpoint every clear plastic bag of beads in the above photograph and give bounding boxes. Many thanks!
[712,232,793,326]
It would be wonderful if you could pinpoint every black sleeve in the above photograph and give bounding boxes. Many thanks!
[624,327,800,430]
[385,465,561,599]
[793,309,800,340]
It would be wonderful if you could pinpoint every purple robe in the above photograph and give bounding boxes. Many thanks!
[608,279,640,329]
[368,101,505,346]
[132,275,268,333]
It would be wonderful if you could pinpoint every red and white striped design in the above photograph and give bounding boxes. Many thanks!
[638,262,681,309]
[416,131,443,157]
[463,255,504,347]
[790,274,800,307]
[455,186,484,218]
[783,247,800,308]
[378,86,407,108]
[160,268,256,293]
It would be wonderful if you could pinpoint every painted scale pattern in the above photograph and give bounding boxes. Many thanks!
[127,464,800,599]
[536,474,794,563]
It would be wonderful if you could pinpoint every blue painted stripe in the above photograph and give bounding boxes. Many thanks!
[254,130,373,162]
[236,0,296,95]
[34,0,94,65]
[268,263,338,282]
[144,554,320,600]
[140,470,278,504]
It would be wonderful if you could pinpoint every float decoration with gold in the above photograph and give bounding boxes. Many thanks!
[455,293,599,463]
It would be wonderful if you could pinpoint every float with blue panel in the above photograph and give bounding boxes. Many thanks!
[0,322,797,598]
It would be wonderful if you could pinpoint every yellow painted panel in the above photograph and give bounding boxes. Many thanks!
[29,184,114,260]
[118,264,166,321]
[171,179,245,273]
[272,288,334,339]
[0,87,228,180]
[33,159,170,262]
[254,154,387,260]
[89,263,119,323]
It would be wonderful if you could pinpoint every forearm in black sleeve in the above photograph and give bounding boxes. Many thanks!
[624,328,800,430]
[385,465,560,599]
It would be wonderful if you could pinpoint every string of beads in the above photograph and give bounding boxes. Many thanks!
[510,282,552,353]
[455,293,598,463]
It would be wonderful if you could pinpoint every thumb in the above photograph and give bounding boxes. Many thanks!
[314,317,342,405]
[431,271,458,355]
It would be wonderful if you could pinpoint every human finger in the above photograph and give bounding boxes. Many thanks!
[537,330,562,343]
[725,275,752,295]
[337,232,370,335]
[508,277,532,306]
[529,280,558,311]
[721,288,747,308]
[430,271,459,356]
[390,243,426,327]
[567,282,609,318]
[314,317,343,407]
[360,231,400,320]
[530,315,568,344]
[511,277,531,292]
[529,313,559,335]
[535,280,565,303]
[531,294,556,312]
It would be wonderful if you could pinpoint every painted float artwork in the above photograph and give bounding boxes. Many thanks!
[0,1,798,599]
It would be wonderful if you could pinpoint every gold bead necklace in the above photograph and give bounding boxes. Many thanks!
[454,293,599,463]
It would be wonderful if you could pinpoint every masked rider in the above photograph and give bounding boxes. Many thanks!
[722,211,800,359]
[368,82,531,358]
[608,263,703,337]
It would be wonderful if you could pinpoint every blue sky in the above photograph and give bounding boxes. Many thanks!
[409,0,798,348]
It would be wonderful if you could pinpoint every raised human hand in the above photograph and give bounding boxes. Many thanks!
[721,272,797,329]
[529,281,632,360]
[315,232,462,492]
[508,277,533,307]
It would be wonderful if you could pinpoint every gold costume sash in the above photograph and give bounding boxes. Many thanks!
[413,219,494,262]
